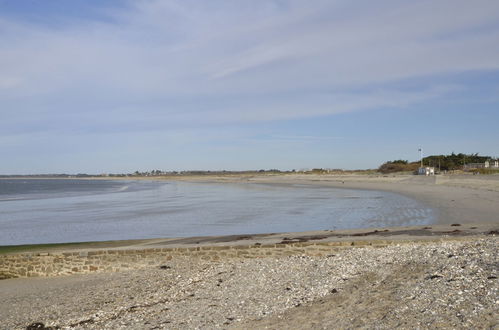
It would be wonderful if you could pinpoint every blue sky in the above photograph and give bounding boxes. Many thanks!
[1,0,498,174]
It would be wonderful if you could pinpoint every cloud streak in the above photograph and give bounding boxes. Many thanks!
[2,1,498,101]
[1,0,499,172]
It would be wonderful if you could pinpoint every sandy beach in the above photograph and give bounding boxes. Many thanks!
[190,173,499,225]
[0,174,498,329]
[4,0,499,328]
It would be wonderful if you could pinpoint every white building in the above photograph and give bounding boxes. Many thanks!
[485,159,499,168]
[418,167,435,176]
[465,159,499,169]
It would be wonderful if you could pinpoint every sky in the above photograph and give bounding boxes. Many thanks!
[1,0,498,174]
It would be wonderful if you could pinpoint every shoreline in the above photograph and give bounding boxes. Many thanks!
[1,173,498,250]
[123,173,499,226]
[188,173,499,225]
[1,222,497,255]
[0,174,498,329]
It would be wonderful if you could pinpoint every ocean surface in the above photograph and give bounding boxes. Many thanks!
[0,179,435,246]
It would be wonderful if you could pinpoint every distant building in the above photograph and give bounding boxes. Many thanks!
[464,159,499,170]
[418,167,435,176]
[464,163,486,169]
[485,159,499,168]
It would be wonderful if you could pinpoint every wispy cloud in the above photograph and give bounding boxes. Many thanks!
[1,0,498,172]
[2,1,498,105]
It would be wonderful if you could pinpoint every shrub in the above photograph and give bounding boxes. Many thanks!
[378,161,418,174]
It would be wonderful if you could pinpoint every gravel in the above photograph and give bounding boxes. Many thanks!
[1,238,497,329]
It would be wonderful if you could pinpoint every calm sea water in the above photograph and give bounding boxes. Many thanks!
[0,179,435,245]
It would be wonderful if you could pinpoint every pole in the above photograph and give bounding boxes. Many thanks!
[419,147,423,167]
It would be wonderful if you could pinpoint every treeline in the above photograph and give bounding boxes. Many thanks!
[378,153,494,173]
[422,153,489,171]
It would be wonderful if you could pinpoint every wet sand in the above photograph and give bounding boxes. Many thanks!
[186,173,499,225]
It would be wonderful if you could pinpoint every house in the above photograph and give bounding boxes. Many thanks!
[465,159,499,169]
[418,167,435,176]
[485,159,499,168]
[464,163,486,169]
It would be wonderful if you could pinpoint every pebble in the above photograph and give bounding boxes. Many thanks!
[0,238,497,329]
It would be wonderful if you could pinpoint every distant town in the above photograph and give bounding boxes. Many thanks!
[0,169,343,178]
[1,153,498,178]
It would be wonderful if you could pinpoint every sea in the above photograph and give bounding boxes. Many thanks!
[0,179,435,246]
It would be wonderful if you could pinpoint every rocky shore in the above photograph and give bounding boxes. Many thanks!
[1,237,497,329]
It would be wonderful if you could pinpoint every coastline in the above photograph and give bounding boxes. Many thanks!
[90,172,499,226]
[179,173,499,225]
[4,173,499,227]
[1,173,498,252]
[0,174,498,329]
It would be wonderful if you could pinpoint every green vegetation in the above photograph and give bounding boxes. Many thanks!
[378,160,419,174]
[422,153,489,171]
[379,153,496,174]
